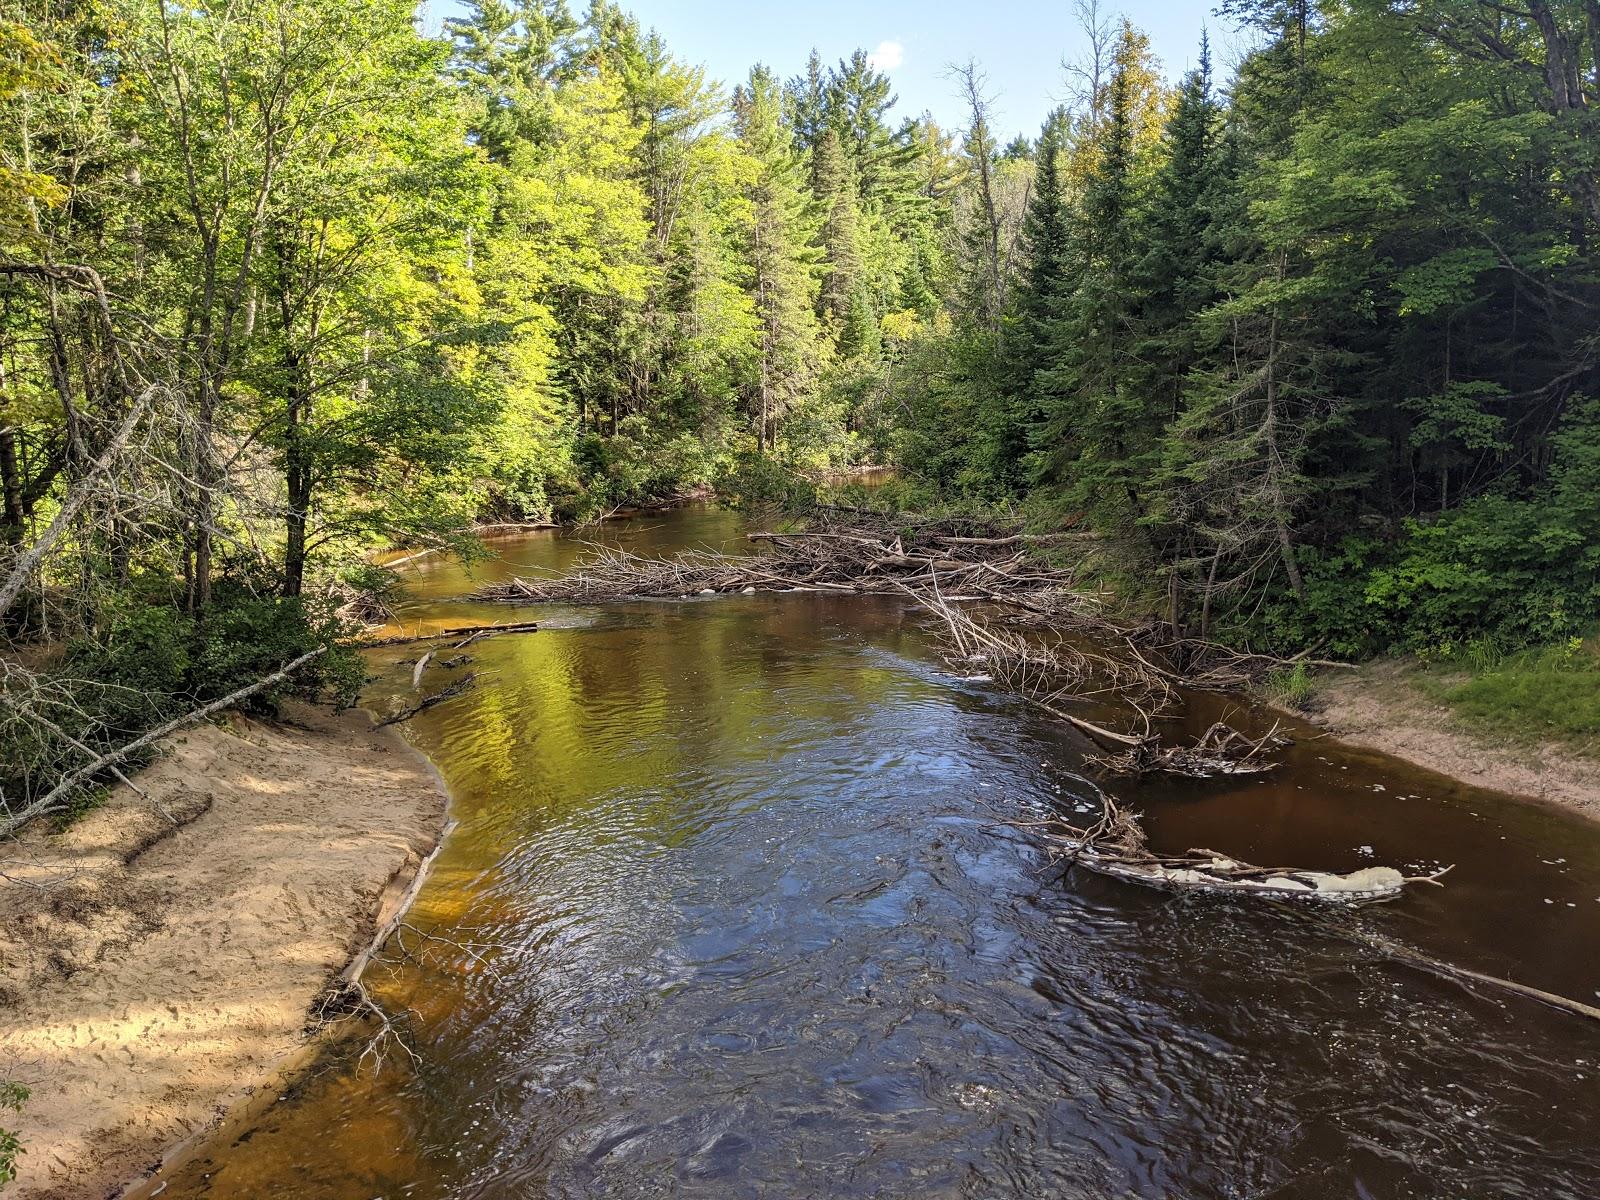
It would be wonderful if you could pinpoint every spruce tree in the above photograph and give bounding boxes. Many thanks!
[732,67,821,451]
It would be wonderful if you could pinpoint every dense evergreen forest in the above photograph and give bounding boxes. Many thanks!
[1,0,1598,828]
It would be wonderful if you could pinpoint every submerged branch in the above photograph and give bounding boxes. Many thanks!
[1040,794,1443,905]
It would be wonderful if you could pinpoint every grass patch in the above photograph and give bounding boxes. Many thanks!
[1258,661,1317,711]
[1433,637,1600,753]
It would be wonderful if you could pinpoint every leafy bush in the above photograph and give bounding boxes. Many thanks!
[715,452,820,511]
[69,599,194,696]
[0,1079,26,1187]
[1363,403,1600,655]
[1245,537,1393,658]
[192,587,365,712]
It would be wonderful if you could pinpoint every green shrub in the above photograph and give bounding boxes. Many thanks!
[1252,537,1398,659]
[3,585,365,831]
[1364,403,1600,655]
[192,587,363,712]
[0,1079,28,1186]
[716,452,820,512]
[70,600,193,697]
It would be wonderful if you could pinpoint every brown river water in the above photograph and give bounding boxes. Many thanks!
[145,505,1600,1199]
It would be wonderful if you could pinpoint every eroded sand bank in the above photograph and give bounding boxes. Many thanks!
[0,703,447,1200]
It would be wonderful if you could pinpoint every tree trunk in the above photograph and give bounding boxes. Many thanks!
[0,425,24,548]
[283,395,311,597]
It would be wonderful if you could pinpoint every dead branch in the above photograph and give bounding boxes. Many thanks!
[310,977,421,1073]
[374,673,478,728]
[903,580,1157,747]
[1346,926,1600,1024]
[410,651,435,690]
[473,516,1085,606]
[0,392,153,620]
[0,647,328,838]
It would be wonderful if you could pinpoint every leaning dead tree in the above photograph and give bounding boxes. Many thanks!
[0,262,339,836]
[0,648,328,837]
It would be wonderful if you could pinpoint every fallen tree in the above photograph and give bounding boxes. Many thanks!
[0,648,328,837]
[461,513,1458,910]
[374,673,479,729]
[353,620,540,649]
[1041,794,1449,904]
[472,516,1303,776]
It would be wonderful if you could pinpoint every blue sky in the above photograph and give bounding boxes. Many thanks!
[423,2,1239,140]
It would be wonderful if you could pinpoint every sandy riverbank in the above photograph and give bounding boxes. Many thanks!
[1307,660,1600,823]
[0,703,448,1200]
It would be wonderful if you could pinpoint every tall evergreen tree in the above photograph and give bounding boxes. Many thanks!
[732,67,820,452]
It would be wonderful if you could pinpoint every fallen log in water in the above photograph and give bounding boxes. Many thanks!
[1043,795,1448,904]
[353,620,540,649]
[375,673,479,728]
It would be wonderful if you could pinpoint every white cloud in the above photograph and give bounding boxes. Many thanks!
[867,40,905,72]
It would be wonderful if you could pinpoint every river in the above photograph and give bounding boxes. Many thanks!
[143,505,1600,1199]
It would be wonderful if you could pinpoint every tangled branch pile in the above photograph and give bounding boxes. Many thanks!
[1043,795,1447,904]
[905,581,1169,747]
[473,514,1089,605]
[475,515,1306,777]
[1085,721,1288,778]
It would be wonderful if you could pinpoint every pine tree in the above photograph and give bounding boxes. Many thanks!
[811,127,868,354]
[1033,22,1165,537]
[732,67,821,452]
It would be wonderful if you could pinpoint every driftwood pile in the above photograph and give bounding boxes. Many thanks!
[464,512,1452,907]
[1085,721,1288,778]
[473,515,1088,605]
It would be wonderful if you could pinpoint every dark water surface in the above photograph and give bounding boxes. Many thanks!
[143,506,1600,1199]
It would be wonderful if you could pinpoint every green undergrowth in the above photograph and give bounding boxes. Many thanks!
[0,1079,27,1187]
[1258,662,1318,712]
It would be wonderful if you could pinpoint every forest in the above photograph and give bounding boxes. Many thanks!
[1,0,1598,829]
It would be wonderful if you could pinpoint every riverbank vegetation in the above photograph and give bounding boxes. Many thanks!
[871,0,1600,673]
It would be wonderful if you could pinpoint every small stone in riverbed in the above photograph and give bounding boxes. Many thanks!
[742,586,756,594]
